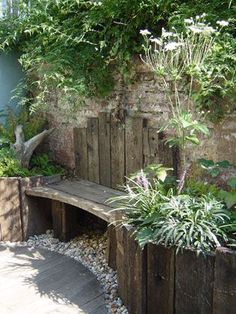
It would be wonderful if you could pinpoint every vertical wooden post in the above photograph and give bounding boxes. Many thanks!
[147,244,175,314]
[99,112,111,187]
[175,249,215,314]
[111,116,125,189]
[106,224,117,270]
[127,228,147,314]
[74,128,88,179]
[87,118,100,183]
[0,178,22,241]
[52,200,67,241]
[125,116,143,177]
[116,225,129,305]
[213,247,236,314]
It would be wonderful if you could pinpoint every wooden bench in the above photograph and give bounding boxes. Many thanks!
[26,179,123,239]
[25,112,175,268]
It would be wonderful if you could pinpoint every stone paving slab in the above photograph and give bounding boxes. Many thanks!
[0,245,107,314]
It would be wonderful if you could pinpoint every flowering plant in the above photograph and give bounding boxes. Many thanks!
[140,15,232,191]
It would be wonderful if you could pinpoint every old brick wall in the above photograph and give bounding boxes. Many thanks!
[47,62,236,169]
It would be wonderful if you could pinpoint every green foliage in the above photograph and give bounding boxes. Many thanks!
[0,147,64,178]
[31,154,65,176]
[184,180,218,197]
[0,147,30,177]
[0,107,46,143]
[198,158,232,177]
[0,0,234,114]
[160,112,209,149]
[110,177,235,254]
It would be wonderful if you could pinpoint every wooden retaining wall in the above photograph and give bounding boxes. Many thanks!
[116,226,236,314]
[0,176,59,241]
[74,112,177,189]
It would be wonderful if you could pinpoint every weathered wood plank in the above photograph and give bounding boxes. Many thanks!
[87,118,99,183]
[116,225,129,306]
[0,246,106,314]
[20,176,52,240]
[142,119,150,168]
[51,200,67,241]
[148,128,159,165]
[213,247,236,314]
[127,228,147,314]
[111,116,125,189]
[106,224,117,270]
[125,116,143,177]
[175,249,215,314]
[98,112,111,187]
[147,244,175,314]
[74,127,88,179]
[0,178,22,241]
[158,132,173,167]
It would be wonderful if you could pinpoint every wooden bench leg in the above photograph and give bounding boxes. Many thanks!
[52,200,67,241]
[106,224,117,270]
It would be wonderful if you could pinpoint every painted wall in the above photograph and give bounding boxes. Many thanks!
[0,52,24,121]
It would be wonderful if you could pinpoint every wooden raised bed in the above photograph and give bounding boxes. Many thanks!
[0,175,60,241]
[116,225,236,314]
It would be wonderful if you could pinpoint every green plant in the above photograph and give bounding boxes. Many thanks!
[30,153,65,176]
[184,180,218,197]
[0,147,30,177]
[110,174,236,254]
[198,158,232,177]
[0,1,234,113]
[0,106,46,143]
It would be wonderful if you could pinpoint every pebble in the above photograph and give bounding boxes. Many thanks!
[1,230,129,314]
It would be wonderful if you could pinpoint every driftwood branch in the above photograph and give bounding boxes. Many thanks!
[13,125,54,168]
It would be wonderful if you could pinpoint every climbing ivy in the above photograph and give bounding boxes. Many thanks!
[0,0,235,116]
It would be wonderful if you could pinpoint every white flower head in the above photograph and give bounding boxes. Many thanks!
[150,37,162,45]
[217,20,229,27]
[202,26,216,34]
[161,28,176,38]
[164,42,183,51]
[140,29,151,36]
[184,18,194,24]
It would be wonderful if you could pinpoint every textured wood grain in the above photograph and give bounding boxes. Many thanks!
[116,225,129,306]
[26,180,124,223]
[87,118,99,183]
[0,245,106,314]
[127,229,147,314]
[0,178,22,241]
[111,117,125,189]
[147,244,175,314]
[148,128,159,165]
[74,128,88,179]
[125,116,143,177]
[99,112,111,187]
[213,247,236,314]
[175,249,215,314]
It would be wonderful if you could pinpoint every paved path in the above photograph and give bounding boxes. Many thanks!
[0,245,107,314]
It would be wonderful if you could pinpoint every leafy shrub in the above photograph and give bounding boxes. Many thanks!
[30,154,65,176]
[0,148,64,178]
[0,106,46,143]
[110,168,236,254]
[184,180,218,197]
[0,147,30,177]
[0,0,234,115]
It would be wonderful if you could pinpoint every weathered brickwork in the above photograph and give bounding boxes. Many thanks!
[47,63,236,169]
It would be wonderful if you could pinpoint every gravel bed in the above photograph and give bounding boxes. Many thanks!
[1,230,128,314]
